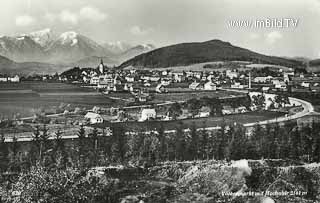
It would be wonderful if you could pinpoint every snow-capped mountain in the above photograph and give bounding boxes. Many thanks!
[45,31,112,63]
[28,28,56,48]
[0,29,156,66]
[0,35,45,62]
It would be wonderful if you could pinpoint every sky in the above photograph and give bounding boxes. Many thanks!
[1,0,320,58]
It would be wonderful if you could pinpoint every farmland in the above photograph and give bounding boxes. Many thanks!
[0,82,114,118]
[97,111,285,131]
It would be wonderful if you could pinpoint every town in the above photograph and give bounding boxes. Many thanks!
[0,0,320,201]
[1,60,316,126]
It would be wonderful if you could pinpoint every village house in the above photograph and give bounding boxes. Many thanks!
[195,106,211,118]
[274,81,287,90]
[0,75,20,82]
[204,81,217,91]
[226,69,238,79]
[254,76,273,83]
[189,81,201,90]
[149,76,161,82]
[139,108,156,122]
[85,112,104,124]
[125,76,135,83]
[0,76,8,82]
[90,76,100,85]
[231,82,247,89]
[222,105,234,115]
[156,83,167,93]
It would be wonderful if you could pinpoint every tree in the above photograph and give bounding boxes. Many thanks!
[199,127,209,159]
[167,102,183,120]
[30,125,41,165]
[77,125,88,168]
[53,129,67,169]
[230,125,249,160]
[216,123,227,160]
[89,128,99,166]
[174,122,186,161]
[40,124,52,166]
[187,98,202,117]
[289,126,301,160]
[251,124,266,158]
[252,94,265,111]
[157,123,167,161]
[110,124,127,162]
[188,123,199,160]
[8,136,20,172]
[0,133,9,172]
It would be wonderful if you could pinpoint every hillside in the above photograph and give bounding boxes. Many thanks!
[307,59,320,72]
[119,39,303,69]
[0,55,69,75]
[71,56,119,68]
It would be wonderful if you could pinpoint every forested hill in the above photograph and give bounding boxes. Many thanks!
[119,39,303,69]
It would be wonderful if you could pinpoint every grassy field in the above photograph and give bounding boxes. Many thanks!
[100,111,285,131]
[152,90,245,103]
[0,82,115,118]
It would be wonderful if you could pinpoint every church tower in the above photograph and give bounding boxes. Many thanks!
[99,58,104,74]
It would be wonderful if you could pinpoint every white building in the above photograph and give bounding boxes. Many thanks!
[189,81,200,90]
[139,109,156,122]
[85,112,104,124]
[226,70,238,79]
[231,82,246,89]
[125,76,135,83]
[301,82,310,88]
[9,75,20,82]
[204,81,216,91]
[90,76,100,85]
[0,77,8,82]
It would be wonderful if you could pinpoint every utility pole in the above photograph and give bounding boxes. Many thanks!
[249,71,252,90]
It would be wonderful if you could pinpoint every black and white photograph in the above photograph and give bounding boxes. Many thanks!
[0,0,320,202]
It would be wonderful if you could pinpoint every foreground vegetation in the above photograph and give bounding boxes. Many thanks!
[0,119,319,201]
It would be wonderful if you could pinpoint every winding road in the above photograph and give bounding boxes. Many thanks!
[221,88,316,127]
[3,89,317,142]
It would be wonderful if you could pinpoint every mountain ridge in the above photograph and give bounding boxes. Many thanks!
[119,39,303,69]
[0,29,156,66]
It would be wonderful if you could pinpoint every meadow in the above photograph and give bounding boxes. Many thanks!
[97,111,285,131]
[0,82,114,118]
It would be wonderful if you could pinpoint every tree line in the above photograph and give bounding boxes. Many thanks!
[0,119,319,173]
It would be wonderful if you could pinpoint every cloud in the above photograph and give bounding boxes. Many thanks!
[15,15,36,26]
[130,26,153,36]
[44,13,57,22]
[45,6,107,25]
[80,6,107,22]
[249,33,260,40]
[59,10,78,25]
[265,31,282,44]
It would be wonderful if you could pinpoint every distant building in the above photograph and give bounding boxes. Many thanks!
[189,81,200,90]
[90,76,100,85]
[85,112,104,124]
[222,106,234,115]
[231,82,246,89]
[0,76,8,82]
[274,81,287,90]
[139,109,156,122]
[204,81,217,91]
[254,76,272,83]
[0,75,20,82]
[226,70,238,79]
[10,75,20,82]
